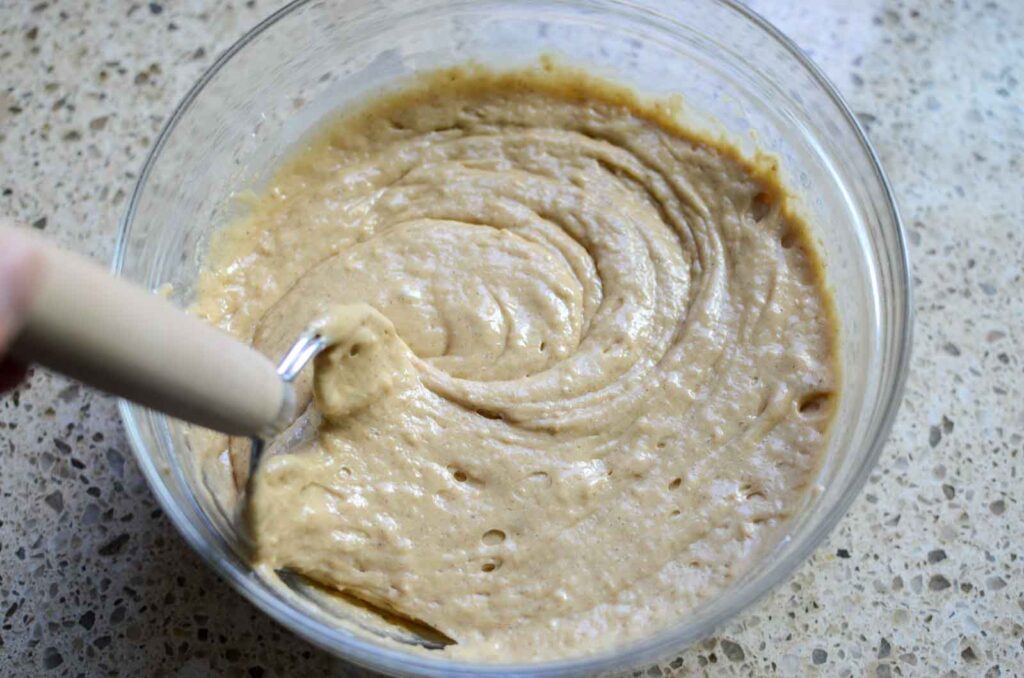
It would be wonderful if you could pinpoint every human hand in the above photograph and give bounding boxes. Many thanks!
[0,223,42,391]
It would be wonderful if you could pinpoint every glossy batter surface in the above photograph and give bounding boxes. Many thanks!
[193,66,838,660]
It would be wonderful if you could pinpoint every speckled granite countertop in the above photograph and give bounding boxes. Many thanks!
[0,0,1020,676]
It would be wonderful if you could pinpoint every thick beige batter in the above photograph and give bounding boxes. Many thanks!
[193,64,838,661]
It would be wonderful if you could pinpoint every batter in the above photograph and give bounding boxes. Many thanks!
[193,64,838,660]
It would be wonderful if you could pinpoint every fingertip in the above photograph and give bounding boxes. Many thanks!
[0,225,44,351]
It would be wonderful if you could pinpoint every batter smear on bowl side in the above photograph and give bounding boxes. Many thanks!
[193,63,839,660]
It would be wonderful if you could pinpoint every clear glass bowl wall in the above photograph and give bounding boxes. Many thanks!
[114,0,910,676]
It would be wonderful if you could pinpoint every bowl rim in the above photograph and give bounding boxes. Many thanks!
[114,0,913,675]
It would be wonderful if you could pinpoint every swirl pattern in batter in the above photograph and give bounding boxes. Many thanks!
[194,65,838,660]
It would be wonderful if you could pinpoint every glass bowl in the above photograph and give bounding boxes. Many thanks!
[113,0,912,675]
